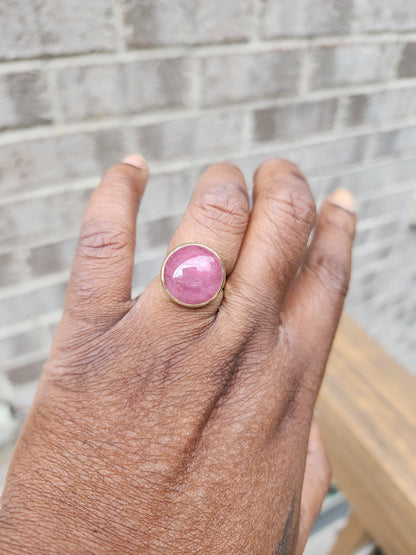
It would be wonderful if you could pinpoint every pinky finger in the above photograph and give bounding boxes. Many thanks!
[282,189,356,401]
[295,418,331,555]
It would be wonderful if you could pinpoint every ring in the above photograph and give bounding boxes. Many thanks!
[160,244,226,308]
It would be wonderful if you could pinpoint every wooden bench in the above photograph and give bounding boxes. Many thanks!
[316,313,416,555]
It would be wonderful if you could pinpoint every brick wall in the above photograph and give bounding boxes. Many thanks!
[0,1,415,453]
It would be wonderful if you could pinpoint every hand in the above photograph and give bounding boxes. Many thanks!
[0,156,355,554]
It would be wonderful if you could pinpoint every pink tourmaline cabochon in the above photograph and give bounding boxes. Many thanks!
[161,244,226,307]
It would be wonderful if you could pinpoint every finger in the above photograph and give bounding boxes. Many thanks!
[153,163,250,313]
[223,159,316,329]
[282,189,356,399]
[295,418,331,555]
[66,155,149,326]
[168,163,249,274]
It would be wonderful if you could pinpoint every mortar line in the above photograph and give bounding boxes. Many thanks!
[1,30,416,71]
[2,77,416,146]
[2,132,416,206]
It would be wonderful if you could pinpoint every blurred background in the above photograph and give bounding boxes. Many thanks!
[0,0,415,551]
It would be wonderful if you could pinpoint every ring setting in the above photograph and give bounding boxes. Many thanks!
[160,244,226,307]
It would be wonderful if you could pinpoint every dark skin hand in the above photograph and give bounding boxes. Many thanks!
[0,156,355,554]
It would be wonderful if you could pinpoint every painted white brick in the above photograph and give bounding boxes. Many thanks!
[133,111,245,162]
[374,126,416,157]
[123,0,252,47]
[310,43,400,90]
[0,128,125,196]
[357,0,416,33]
[56,58,191,122]
[261,0,353,38]
[253,99,338,142]
[346,88,416,127]
[0,0,115,59]
[0,71,51,130]
[200,50,301,107]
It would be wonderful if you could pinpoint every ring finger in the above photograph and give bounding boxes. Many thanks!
[151,162,250,315]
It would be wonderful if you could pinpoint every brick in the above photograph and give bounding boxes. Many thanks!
[0,189,91,248]
[310,44,398,90]
[346,88,416,127]
[0,128,125,196]
[0,253,24,287]
[133,111,245,162]
[357,1,416,33]
[136,215,182,253]
[123,59,190,114]
[227,153,269,191]
[0,328,47,364]
[398,43,416,78]
[233,135,367,193]
[353,243,394,269]
[291,135,368,174]
[28,238,77,277]
[12,381,39,412]
[350,256,413,308]
[56,64,122,122]
[374,126,416,157]
[357,186,415,220]
[0,0,115,60]
[253,99,338,142]
[56,58,190,122]
[200,50,300,107]
[0,71,51,130]
[366,218,408,243]
[6,360,44,385]
[0,282,66,328]
[140,168,195,221]
[123,0,252,48]
[132,253,165,290]
[313,158,416,198]
[354,218,405,248]
[48,322,59,341]
[260,0,353,38]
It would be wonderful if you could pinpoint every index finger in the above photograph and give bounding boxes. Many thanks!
[66,155,149,328]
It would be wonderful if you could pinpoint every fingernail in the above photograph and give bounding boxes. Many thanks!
[122,154,148,170]
[329,189,354,213]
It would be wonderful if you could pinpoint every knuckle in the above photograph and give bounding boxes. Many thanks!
[254,187,316,266]
[307,249,350,298]
[45,331,122,393]
[284,371,313,411]
[77,222,133,261]
[274,330,320,409]
[190,184,249,235]
[264,186,316,233]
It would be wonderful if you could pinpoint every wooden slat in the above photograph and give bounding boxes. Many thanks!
[317,313,416,555]
[328,513,370,555]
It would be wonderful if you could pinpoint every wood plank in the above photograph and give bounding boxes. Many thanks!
[317,313,416,555]
[328,513,370,555]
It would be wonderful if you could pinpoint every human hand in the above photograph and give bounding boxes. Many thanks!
[0,156,355,554]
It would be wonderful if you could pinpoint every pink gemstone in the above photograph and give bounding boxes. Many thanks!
[162,244,225,307]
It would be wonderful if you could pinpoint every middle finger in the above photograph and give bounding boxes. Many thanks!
[223,158,316,329]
